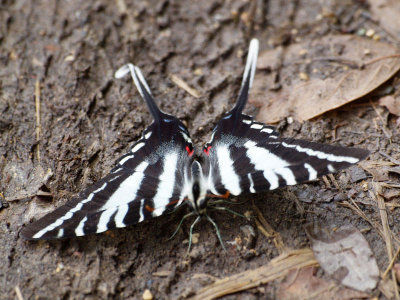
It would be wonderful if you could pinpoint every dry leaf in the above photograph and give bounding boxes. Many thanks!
[379,95,400,116]
[378,277,397,299]
[276,266,370,300]
[359,160,395,182]
[368,0,400,38]
[251,35,400,123]
[306,224,379,292]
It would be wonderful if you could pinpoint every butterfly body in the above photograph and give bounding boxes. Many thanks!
[21,39,369,242]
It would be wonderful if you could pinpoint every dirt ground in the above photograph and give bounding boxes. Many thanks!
[1,0,399,299]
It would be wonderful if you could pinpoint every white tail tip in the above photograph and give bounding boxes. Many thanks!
[114,63,134,79]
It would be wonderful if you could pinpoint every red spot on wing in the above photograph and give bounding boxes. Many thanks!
[185,145,194,157]
[204,145,212,156]
[207,191,230,199]
[145,205,155,212]
[167,199,179,206]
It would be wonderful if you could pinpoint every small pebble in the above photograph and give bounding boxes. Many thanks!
[143,289,153,300]
[299,72,309,81]
[366,29,375,38]
[192,233,200,244]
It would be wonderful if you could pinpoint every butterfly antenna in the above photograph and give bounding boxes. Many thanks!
[230,38,259,117]
[205,214,226,252]
[115,63,163,123]
[187,215,201,254]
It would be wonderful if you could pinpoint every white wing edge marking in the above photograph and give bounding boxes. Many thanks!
[275,168,297,185]
[139,199,145,222]
[144,131,152,139]
[118,155,134,165]
[304,163,317,180]
[32,182,109,239]
[216,145,241,195]
[181,131,193,144]
[96,161,149,233]
[115,203,129,228]
[75,216,88,236]
[207,130,217,144]
[281,142,359,163]
[250,123,263,130]
[248,174,255,193]
[261,128,273,133]
[327,164,336,172]
[57,229,64,238]
[242,119,252,124]
[131,142,145,153]
[152,152,179,217]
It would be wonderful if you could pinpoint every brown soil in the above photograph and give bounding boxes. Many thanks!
[1,0,399,299]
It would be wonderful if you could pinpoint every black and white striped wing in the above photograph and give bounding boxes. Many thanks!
[205,127,369,196]
[21,64,194,240]
[204,39,369,197]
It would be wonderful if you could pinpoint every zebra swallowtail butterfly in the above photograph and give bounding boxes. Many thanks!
[21,39,369,246]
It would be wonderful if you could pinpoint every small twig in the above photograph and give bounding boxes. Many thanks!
[35,79,41,162]
[382,246,400,279]
[328,174,340,190]
[289,57,361,69]
[339,200,400,247]
[364,54,400,67]
[14,285,24,300]
[170,74,201,98]
[321,175,331,188]
[5,190,53,202]
[252,202,285,253]
[370,100,392,140]
[372,182,400,299]
[189,248,318,300]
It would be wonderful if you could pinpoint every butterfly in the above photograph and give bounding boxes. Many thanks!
[21,39,369,249]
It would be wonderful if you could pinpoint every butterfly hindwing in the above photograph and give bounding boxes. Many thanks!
[205,133,368,197]
[21,64,194,240]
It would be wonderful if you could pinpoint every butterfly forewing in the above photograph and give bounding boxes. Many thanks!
[21,66,194,240]
[204,38,368,198]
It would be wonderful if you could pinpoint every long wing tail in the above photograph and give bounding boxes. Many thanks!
[115,64,164,123]
[230,38,259,116]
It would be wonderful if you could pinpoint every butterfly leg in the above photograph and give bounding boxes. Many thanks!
[208,199,248,207]
[211,206,245,219]
[205,214,227,252]
[168,211,196,241]
[187,215,201,254]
